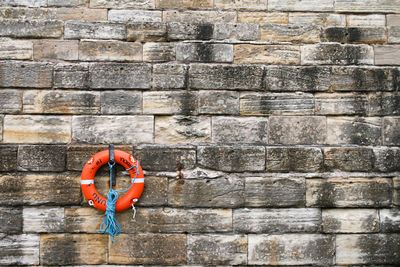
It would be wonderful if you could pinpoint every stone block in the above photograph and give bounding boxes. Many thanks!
[108,10,162,23]
[66,145,132,171]
[33,40,78,60]
[335,0,400,13]
[336,234,400,265]
[265,66,331,92]
[138,176,168,206]
[54,63,89,89]
[23,207,64,233]
[197,145,265,172]
[176,43,233,63]
[375,45,400,65]
[90,0,155,8]
[289,13,346,26]
[330,66,400,92]
[374,147,400,172]
[327,117,381,145]
[0,7,56,20]
[157,0,213,8]
[18,145,66,172]
[152,64,187,89]
[234,44,300,64]
[322,209,379,233]
[388,14,400,26]
[55,7,107,21]
[127,22,167,41]
[245,177,306,207]
[23,90,100,114]
[269,116,327,145]
[0,207,22,233]
[64,207,104,233]
[322,27,386,44]
[117,208,232,233]
[0,0,46,7]
[0,38,32,59]
[79,40,142,62]
[0,146,17,172]
[72,116,153,144]
[301,43,374,65]
[90,63,151,89]
[109,234,186,265]
[133,145,196,171]
[0,19,63,38]
[389,26,400,43]
[380,209,400,232]
[0,61,53,88]
[155,116,211,144]
[40,234,107,265]
[306,178,392,207]
[187,234,247,265]
[167,22,214,40]
[383,117,400,145]
[324,147,375,172]
[168,176,244,208]
[0,89,22,113]
[240,92,314,115]
[315,93,368,115]
[163,10,236,23]
[234,208,321,233]
[269,0,334,11]
[266,147,323,172]
[48,0,87,6]
[260,23,321,43]
[215,0,266,10]
[4,115,71,144]
[143,42,175,62]
[212,116,268,144]
[214,23,259,41]
[189,64,264,90]
[199,90,239,115]
[0,173,81,205]
[347,14,386,26]
[238,12,288,24]
[0,234,39,265]
[248,234,335,265]
[100,90,142,114]
[64,21,125,40]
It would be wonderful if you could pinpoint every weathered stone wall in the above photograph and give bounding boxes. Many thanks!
[0,0,400,266]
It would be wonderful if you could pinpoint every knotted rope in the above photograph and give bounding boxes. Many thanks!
[100,160,139,243]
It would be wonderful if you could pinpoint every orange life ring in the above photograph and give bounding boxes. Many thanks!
[81,149,144,212]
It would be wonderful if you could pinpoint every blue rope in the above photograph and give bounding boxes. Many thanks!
[100,161,139,243]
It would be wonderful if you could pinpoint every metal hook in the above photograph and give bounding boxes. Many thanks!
[131,203,136,220]
[88,199,94,206]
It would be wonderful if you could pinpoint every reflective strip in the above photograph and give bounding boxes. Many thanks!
[81,180,94,185]
[131,178,144,184]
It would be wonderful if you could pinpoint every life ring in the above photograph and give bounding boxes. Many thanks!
[81,149,144,212]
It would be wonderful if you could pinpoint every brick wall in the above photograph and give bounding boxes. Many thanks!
[0,0,400,266]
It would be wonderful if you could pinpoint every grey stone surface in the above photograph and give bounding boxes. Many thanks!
[269,0,334,11]
[269,116,327,145]
[187,234,247,265]
[189,64,263,90]
[322,27,386,43]
[23,207,64,233]
[383,117,400,145]
[0,146,17,172]
[65,21,125,40]
[143,42,175,62]
[176,43,233,63]
[143,91,197,115]
[167,22,214,40]
[197,145,265,172]
[214,23,259,40]
[152,64,187,89]
[198,90,239,115]
[0,61,53,88]
[212,116,268,144]
[380,209,400,232]
[315,93,368,115]
[245,177,306,207]
[0,234,40,265]
[0,207,22,233]
[374,147,400,172]
[168,176,245,208]
[89,63,152,89]
[0,89,22,113]
[0,38,32,59]
[369,92,400,116]
[249,234,335,265]
[101,91,142,114]
[108,9,162,23]
[322,209,379,233]
[306,178,393,207]
[18,145,66,172]
[0,19,63,38]
[133,145,196,171]
[127,22,167,41]
[324,147,375,172]
[266,147,323,172]
[234,208,321,233]
[260,23,321,43]
[240,92,314,115]
[72,115,154,144]
[54,63,89,89]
